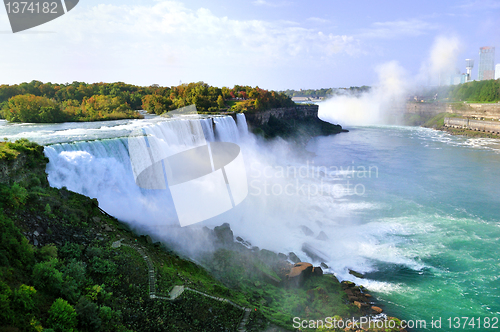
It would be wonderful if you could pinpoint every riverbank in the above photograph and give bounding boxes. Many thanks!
[419,112,500,139]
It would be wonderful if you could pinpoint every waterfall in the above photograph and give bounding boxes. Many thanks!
[236,113,249,137]
[213,116,240,143]
[44,115,248,228]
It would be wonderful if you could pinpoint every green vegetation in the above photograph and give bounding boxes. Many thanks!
[282,86,371,98]
[0,80,296,123]
[414,79,500,103]
[2,94,142,123]
[450,79,500,102]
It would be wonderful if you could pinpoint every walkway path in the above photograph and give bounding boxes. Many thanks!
[114,240,251,331]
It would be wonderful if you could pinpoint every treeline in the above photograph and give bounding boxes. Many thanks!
[449,79,500,102]
[282,86,371,98]
[2,94,142,123]
[0,81,295,123]
[140,83,294,114]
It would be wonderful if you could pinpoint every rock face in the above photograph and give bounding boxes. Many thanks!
[214,223,234,245]
[287,262,324,287]
[244,105,320,126]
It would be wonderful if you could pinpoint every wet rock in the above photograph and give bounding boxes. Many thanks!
[349,269,364,278]
[288,252,301,264]
[302,243,328,262]
[259,249,279,263]
[312,266,323,276]
[278,253,288,261]
[316,231,329,241]
[214,223,233,244]
[299,225,314,236]
[288,262,313,287]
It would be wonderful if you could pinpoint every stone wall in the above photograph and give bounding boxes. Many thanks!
[406,102,500,119]
[244,105,319,126]
[444,117,500,134]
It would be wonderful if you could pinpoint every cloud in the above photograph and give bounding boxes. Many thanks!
[252,0,292,7]
[307,17,330,24]
[0,0,361,86]
[360,19,437,39]
[457,0,500,10]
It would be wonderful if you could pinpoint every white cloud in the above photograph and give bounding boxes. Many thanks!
[360,19,437,39]
[307,17,330,24]
[0,1,362,86]
[252,0,292,7]
[457,0,500,10]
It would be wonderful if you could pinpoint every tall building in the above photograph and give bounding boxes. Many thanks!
[496,64,500,80]
[478,46,495,80]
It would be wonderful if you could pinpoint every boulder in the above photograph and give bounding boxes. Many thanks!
[299,225,314,236]
[348,269,364,278]
[214,223,233,244]
[288,262,314,287]
[371,306,383,314]
[316,231,329,241]
[302,243,328,262]
[288,252,301,264]
[320,262,329,269]
[312,266,323,276]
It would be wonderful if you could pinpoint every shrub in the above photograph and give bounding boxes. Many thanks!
[47,298,77,332]
[59,242,82,260]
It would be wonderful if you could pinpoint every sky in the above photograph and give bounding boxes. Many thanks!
[1,0,499,90]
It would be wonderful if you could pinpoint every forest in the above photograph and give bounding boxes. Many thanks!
[0,81,294,123]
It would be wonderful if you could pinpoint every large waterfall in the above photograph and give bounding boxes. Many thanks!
[44,115,247,232]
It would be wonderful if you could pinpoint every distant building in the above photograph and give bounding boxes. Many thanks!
[478,47,495,80]
[496,64,500,80]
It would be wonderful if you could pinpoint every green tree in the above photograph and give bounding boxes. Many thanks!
[75,297,101,331]
[47,298,77,332]
[0,280,13,325]
[32,258,63,295]
[2,94,64,123]
[217,95,225,109]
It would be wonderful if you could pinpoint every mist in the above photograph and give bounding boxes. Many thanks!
[318,35,464,127]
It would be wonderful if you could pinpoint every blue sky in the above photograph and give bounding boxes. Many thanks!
[1,0,499,90]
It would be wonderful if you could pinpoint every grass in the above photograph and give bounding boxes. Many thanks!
[423,112,461,129]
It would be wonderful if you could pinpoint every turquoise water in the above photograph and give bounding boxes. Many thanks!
[308,126,500,331]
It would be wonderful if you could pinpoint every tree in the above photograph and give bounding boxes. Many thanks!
[75,296,101,331]
[47,298,77,332]
[0,280,13,325]
[2,94,64,123]
[217,95,225,109]
[32,258,63,295]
